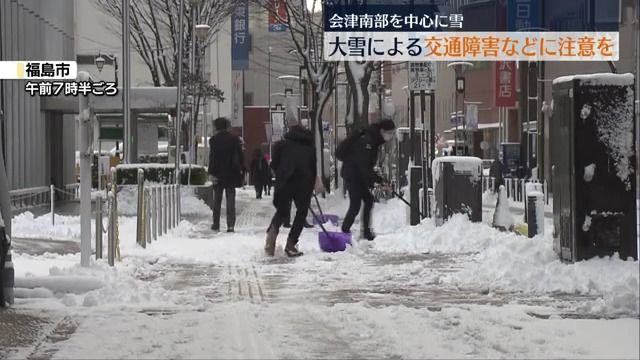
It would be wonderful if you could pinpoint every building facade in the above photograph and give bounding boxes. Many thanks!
[0,0,76,190]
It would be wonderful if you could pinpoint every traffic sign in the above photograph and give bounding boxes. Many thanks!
[408,61,436,91]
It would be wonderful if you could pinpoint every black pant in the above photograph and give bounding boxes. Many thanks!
[342,180,374,233]
[268,181,313,244]
[212,186,236,230]
[254,182,264,199]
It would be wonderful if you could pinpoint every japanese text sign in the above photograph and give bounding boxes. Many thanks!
[269,0,288,32]
[0,61,77,80]
[507,0,540,31]
[495,61,516,107]
[232,0,249,70]
[407,61,436,91]
[324,32,619,61]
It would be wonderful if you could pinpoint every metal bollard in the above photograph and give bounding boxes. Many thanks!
[527,192,545,238]
[107,193,115,266]
[152,187,158,240]
[163,185,168,234]
[176,184,181,224]
[427,188,434,218]
[95,195,103,259]
[145,190,151,244]
[136,169,146,248]
[174,184,179,227]
[50,184,55,226]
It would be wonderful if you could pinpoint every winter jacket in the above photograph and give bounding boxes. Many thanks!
[340,125,385,188]
[250,157,271,185]
[489,159,505,185]
[208,130,245,188]
[271,125,316,189]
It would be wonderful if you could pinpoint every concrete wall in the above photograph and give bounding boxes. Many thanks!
[0,0,76,190]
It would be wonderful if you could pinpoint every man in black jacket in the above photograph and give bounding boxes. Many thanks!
[340,119,396,240]
[264,120,322,257]
[208,117,245,232]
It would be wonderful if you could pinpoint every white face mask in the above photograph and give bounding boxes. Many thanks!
[381,130,395,142]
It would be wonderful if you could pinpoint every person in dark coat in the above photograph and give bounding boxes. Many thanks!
[250,148,270,199]
[208,117,245,233]
[489,154,505,193]
[264,119,322,257]
[340,119,396,241]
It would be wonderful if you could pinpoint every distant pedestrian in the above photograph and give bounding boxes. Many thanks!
[264,118,323,257]
[489,154,505,193]
[208,117,245,233]
[250,148,271,199]
[339,119,396,241]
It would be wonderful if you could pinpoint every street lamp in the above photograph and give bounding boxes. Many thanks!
[447,61,474,155]
[94,52,118,85]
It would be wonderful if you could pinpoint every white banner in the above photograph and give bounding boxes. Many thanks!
[324,32,619,62]
[271,111,285,142]
[231,71,244,128]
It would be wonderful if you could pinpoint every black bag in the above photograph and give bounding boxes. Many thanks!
[335,130,364,162]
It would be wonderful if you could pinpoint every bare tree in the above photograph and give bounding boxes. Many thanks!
[344,61,379,133]
[92,0,235,149]
[254,0,337,188]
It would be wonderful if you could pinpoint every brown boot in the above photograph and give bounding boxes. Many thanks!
[284,238,303,257]
[264,225,278,256]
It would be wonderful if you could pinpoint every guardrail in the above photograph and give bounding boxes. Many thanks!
[9,183,81,215]
[482,177,550,205]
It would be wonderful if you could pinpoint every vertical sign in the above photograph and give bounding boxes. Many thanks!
[407,62,436,91]
[466,104,479,130]
[507,0,540,31]
[231,71,244,128]
[269,0,288,32]
[232,0,249,70]
[495,61,516,107]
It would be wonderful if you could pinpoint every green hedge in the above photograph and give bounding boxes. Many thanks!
[115,164,208,185]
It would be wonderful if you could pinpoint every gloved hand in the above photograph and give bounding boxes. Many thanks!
[209,175,219,186]
[314,176,325,194]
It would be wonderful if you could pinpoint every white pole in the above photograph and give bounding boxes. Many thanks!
[78,71,93,267]
[50,184,55,226]
[122,0,133,163]
[176,0,185,186]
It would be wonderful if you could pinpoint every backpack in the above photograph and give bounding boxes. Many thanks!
[335,130,364,162]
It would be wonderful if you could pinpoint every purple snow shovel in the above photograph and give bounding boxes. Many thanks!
[310,195,351,253]
[310,195,340,226]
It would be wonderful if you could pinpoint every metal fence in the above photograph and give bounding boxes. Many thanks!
[9,183,81,214]
[482,177,550,205]
[135,169,180,248]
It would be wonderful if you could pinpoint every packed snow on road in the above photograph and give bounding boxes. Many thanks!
[4,189,639,359]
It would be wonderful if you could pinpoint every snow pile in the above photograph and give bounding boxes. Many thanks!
[179,186,211,215]
[591,87,635,189]
[580,104,592,120]
[12,211,88,241]
[583,163,596,182]
[115,185,210,216]
[492,186,514,230]
[370,212,638,315]
[432,156,483,184]
[552,73,635,86]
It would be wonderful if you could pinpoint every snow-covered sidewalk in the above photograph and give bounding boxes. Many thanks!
[4,189,639,359]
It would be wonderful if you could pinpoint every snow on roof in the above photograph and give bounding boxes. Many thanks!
[552,73,635,86]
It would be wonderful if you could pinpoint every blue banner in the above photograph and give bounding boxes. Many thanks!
[324,4,451,32]
[232,0,249,71]
[507,0,541,31]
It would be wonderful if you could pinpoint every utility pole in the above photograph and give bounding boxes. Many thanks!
[122,0,133,164]
[175,0,185,185]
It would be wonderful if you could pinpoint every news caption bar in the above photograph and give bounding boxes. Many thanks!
[324,32,619,62]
